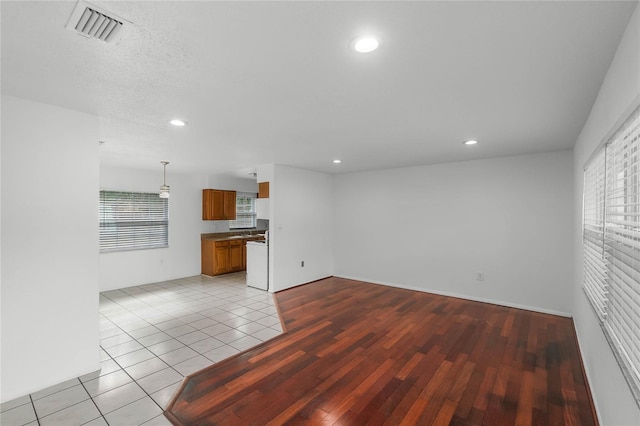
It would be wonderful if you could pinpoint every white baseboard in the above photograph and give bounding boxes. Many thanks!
[333,274,572,318]
[571,325,603,423]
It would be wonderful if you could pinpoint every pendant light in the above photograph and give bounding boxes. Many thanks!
[159,161,170,198]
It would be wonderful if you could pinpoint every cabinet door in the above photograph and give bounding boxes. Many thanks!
[214,242,229,274]
[223,191,236,220]
[229,241,243,271]
[201,240,215,276]
[211,190,225,219]
[202,190,212,220]
[258,182,270,198]
[203,189,225,220]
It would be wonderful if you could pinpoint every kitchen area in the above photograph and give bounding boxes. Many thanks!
[200,182,270,291]
[98,163,330,296]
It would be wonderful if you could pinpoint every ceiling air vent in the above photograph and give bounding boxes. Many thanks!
[65,1,129,43]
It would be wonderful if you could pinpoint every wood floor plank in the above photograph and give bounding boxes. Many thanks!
[448,360,476,404]
[473,365,498,414]
[400,360,453,425]
[432,399,458,426]
[165,278,598,425]
[453,364,486,419]
[514,370,535,426]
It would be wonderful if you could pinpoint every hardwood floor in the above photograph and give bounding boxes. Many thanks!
[165,277,596,425]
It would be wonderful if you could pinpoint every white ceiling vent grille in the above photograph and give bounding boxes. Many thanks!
[65,1,129,43]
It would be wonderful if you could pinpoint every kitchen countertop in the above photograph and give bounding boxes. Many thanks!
[201,231,266,242]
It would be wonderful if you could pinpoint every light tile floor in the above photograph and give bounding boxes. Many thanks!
[0,273,283,426]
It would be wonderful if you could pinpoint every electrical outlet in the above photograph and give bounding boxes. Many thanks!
[476,272,484,281]
[301,261,305,267]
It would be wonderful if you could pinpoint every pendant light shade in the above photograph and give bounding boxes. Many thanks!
[160,161,170,198]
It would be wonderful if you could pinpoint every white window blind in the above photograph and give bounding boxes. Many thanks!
[230,192,257,229]
[583,103,640,403]
[583,149,608,320]
[99,191,169,252]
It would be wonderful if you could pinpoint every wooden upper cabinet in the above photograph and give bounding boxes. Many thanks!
[258,182,270,199]
[223,191,236,220]
[207,190,224,219]
[203,189,236,220]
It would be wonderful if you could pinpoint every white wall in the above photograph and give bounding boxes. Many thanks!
[333,150,574,316]
[208,174,258,194]
[270,165,333,292]
[0,95,4,401]
[572,3,640,424]
[1,95,100,402]
[99,169,264,290]
[99,166,213,291]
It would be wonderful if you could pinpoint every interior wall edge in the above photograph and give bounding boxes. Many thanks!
[572,321,605,423]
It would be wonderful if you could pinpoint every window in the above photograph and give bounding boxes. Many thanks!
[583,149,607,320]
[583,103,640,403]
[99,191,169,252]
[229,192,257,229]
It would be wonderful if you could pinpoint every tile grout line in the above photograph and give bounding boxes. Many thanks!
[99,345,169,415]
[78,380,110,426]
[31,390,99,425]
[28,394,41,426]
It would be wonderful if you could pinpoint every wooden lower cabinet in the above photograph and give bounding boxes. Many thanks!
[202,239,246,276]
[214,241,230,274]
[201,239,215,276]
[229,241,243,271]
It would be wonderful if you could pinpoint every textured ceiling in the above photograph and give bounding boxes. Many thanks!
[1,1,637,176]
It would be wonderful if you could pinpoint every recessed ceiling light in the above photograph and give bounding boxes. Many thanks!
[333,159,342,164]
[169,119,186,127]
[353,36,379,53]
[463,140,478,145]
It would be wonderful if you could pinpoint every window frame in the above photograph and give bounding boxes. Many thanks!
[582,101,640,406]
[229,192,257,229]
[99,190,169,253]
